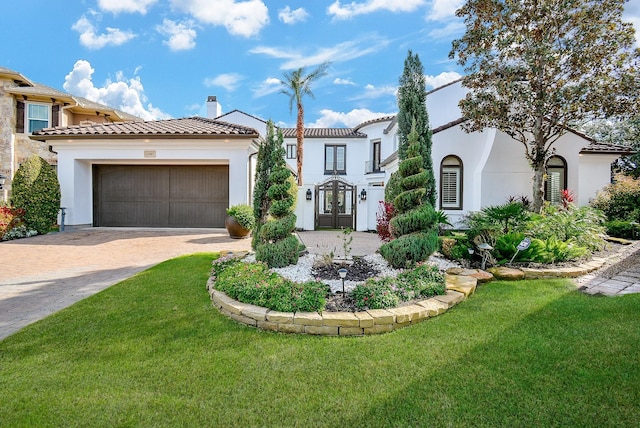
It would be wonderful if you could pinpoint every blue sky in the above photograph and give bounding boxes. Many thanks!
[2,0,640,128]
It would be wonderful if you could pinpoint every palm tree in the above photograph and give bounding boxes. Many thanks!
[279,62,330,186]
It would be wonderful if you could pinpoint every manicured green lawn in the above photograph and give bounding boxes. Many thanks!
[1,253,638,427]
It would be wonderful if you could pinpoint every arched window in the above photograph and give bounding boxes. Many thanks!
[545,155,567,204]
[440,155,463,210]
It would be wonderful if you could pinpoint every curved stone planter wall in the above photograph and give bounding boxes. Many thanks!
[206,274,477,336]
[207,242,638,335]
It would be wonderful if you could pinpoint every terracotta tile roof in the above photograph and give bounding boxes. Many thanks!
[580,141,635,155]
[281,128,367,138]
[31,117,260,140]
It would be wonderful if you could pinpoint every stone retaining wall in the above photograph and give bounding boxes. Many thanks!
[206,273,478,336]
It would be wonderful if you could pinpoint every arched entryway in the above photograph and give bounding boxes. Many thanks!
[315,179,356,229]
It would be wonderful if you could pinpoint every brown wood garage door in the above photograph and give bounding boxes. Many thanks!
[93,165,229,227]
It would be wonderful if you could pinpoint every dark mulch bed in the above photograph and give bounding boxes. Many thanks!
[313,256,381,312]
[311,256,380,282]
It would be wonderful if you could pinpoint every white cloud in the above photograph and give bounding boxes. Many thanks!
[427,0,463,21]
[309,108,393,128]
[72,15,136,49]
[279,6,309,24]
[156,19,198,51]
[97,0,158,14]
[252,77,282,98]
[327,0,426,20]
[63,60,170,121]
[169,0,269,37]
[424,71,462,89]
[251,35,389,69]
[350,83,397,100]
[334,77,356,86]
[428,21,465,40]
[203,73,244,91]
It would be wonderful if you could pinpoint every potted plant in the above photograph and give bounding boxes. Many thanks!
[225,204,255,239]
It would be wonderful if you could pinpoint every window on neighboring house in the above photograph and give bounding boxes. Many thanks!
[325,144,346,175]
[286,144,297,159]
[16,101,57,134]
[545,155,567,204]
[27,103,50,133]
[440,155,463,210]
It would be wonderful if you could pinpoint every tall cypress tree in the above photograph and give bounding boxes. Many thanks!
[397,50,436,207]
[252,120,281,249]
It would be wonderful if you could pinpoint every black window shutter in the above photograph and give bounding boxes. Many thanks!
[16,101,25,133]
[52,104,60,127]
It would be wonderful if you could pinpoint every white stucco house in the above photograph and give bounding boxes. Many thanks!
[30,80,632,230]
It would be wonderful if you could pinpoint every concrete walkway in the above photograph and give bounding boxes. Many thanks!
[578,241,640,296]
[0,228,252,340]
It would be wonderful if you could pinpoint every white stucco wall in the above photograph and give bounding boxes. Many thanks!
[426,80,468,128]
[578,153,617,206]
[51,138,256,226]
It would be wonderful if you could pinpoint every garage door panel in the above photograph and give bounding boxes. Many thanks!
[94,165,229,227]
[169,202,227,227]
[170,167,229,201]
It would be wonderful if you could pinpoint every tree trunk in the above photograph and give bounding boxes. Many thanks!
[531,163,545,213]
[296,102,304,186]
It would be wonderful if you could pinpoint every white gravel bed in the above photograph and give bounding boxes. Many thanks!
[241,252,461,294]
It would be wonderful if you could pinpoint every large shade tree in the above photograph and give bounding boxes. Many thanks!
[581,118,640,178]
[397,50,436,207]
[280,62,330,186]
[450,0,640,212]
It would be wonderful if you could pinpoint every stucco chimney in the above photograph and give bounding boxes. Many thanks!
[207,96,222,118]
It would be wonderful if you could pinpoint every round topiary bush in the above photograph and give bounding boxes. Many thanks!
[10,155,61,235]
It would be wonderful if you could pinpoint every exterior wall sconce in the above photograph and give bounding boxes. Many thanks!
[360,188,367,201]
[0,174,5,190]
[306,188,312,201]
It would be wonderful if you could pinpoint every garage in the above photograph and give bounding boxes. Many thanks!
[93,165,229,227]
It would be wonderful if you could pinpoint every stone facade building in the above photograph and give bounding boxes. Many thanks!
[0,67,139,201]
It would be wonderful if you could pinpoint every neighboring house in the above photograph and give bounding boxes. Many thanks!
[0,66,140,199]
[31,117,260,228]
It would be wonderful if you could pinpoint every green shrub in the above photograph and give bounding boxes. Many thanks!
[390,205,438,237]
[394,188,426,213]
[526,205,605,251]
[260,214,297,242]
[591,174,640,222]
[463,202,530,242]
[226,204,256,230]
[351,278,399,310]
[213,259,327,313]
[379,230,439,269]
[255,234,300,268]
[605,220,640,239]
[10,155,61,235]
[351,263,445,310]
[384,171,402,203]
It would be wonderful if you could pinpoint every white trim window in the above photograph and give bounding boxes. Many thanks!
[440,155,462,210]
[27,103,50,133]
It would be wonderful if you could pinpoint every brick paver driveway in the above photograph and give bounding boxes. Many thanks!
[0,228,251,340]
